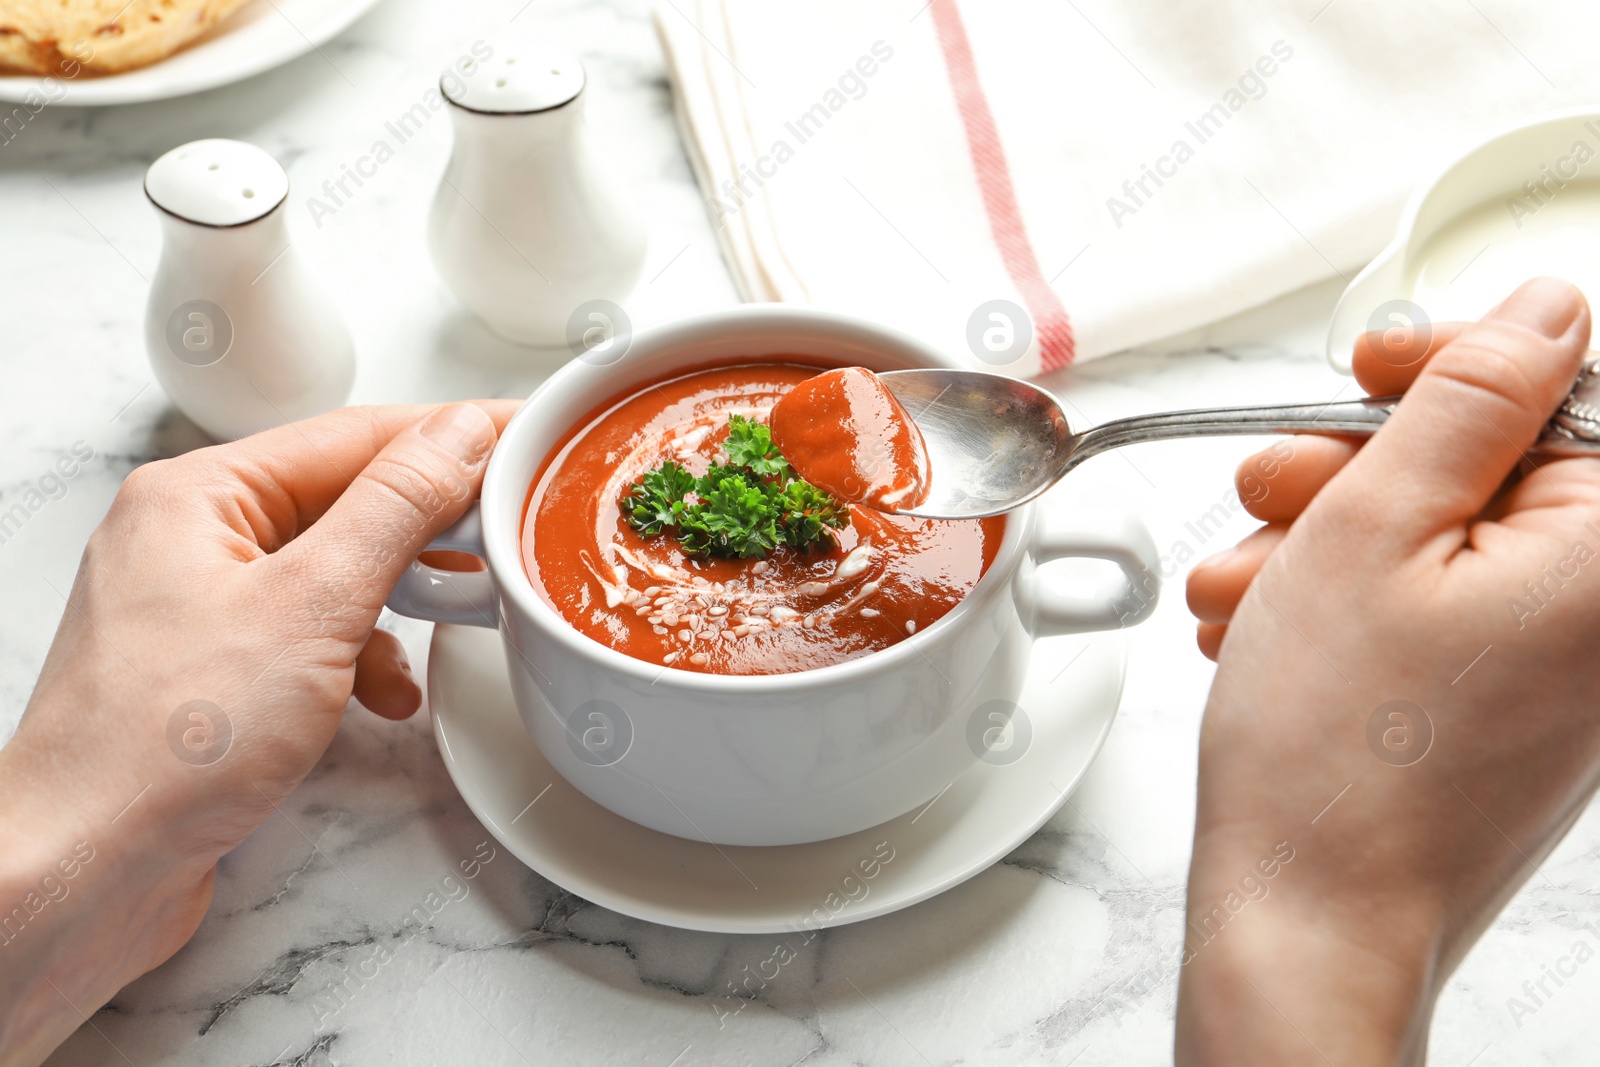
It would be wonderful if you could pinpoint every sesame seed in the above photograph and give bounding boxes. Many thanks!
[690,653,709,666]
[678,629,692,642]
[652,625,667,635]
[663,651,679,664]
[708,605,728,617]
[861,608,880,618]
[643,586,662,597]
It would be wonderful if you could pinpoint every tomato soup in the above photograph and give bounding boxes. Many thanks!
[769,366,931,510]
[523,363,1005,675]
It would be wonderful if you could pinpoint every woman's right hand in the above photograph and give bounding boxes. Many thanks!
[1177,278,1600,1064]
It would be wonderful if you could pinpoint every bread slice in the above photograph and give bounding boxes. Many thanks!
[0,0,256,76]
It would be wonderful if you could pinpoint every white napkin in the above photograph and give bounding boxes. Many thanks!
[656,0,1600,374]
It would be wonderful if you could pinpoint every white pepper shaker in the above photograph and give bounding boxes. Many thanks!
[429,44,647,348]
[144,139,355,442]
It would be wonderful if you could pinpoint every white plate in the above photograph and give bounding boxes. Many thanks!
[428,621,1128,934]
[0,0,387,106]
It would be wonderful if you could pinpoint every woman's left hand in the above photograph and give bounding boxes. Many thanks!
[0,401,514,1065]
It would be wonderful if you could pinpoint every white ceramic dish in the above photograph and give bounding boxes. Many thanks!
[0,0,386,107]
[1329,108,1600,371]
[386,305,1161,847]
[428,617,1126,934]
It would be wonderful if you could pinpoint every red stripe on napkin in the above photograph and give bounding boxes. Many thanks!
[930,0,1076,371]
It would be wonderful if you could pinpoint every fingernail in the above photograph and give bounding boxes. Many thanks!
[1493,278,1586,339]
[419,404,494,466]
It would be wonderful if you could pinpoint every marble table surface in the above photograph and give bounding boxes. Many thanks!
[2,1,1596,1064]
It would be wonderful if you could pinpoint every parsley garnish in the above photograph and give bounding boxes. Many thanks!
[623,415,848,559]
[720,414,793,478]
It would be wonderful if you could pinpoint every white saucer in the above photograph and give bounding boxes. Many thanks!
[428,622,1127,934]
[0,0,386,106]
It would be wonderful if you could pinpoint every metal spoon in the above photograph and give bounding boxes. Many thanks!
[880,365,1600,520]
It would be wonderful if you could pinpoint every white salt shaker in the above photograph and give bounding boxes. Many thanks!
[429,44,647,348]
[144,139,355,442]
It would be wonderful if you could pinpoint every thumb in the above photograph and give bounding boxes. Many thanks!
[279,403,498,618]
[1318,278,1590,548]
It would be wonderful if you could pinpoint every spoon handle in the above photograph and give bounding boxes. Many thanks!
[1068,372,1600,474]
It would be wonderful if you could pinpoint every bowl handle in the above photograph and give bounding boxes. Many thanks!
[385,502,499,628]
[1023,509,1160,636]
